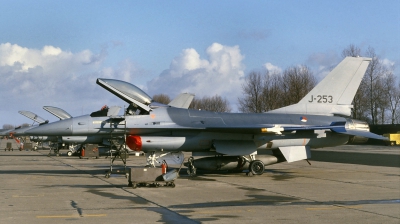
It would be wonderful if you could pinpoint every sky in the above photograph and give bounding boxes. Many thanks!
[0,0,399,127]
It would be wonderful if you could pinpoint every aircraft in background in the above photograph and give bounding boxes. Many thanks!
[27,57,387,176]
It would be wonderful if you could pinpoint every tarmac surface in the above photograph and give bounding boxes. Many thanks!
[0,140,399,224]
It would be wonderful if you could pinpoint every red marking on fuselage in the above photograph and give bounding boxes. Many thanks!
[125,135,142,151]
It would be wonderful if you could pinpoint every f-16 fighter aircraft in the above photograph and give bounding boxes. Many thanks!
[27,57,387,176]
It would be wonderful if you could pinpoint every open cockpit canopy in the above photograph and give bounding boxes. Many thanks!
[97,78,152,113]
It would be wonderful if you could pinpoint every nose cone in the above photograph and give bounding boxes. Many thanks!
[26,119,73,136]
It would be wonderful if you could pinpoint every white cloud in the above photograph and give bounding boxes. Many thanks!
[41,45,62,56]
[381,58,395,67]
[146,43,245,109]
[263,62,282,74]
[0,43,141,125]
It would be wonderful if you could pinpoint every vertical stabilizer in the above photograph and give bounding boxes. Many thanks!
[268,57,371,116]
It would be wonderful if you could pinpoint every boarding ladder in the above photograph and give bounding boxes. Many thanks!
[105,107,128,178]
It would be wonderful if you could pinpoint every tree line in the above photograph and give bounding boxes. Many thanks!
[238,44,399,124]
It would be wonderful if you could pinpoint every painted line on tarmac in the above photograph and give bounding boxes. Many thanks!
[36,214,107,218]
[306,205,363,210]
[12,194,43,198]
[182,209,252,214]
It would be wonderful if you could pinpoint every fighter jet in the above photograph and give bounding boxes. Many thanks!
[0,111,50,139]
[27,57,387,176]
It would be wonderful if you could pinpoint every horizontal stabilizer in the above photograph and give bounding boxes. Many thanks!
[332,129,388,141]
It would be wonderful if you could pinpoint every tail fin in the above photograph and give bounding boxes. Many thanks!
[269,57,371,116]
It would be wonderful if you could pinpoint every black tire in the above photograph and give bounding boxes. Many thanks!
[250,160,265,175]
[390,141,395,146]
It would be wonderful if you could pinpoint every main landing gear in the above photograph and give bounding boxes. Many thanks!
[247,160,265,176]
[245,154,265,176]
[186,156,196,176]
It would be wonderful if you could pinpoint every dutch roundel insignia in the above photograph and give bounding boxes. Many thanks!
[300,116,307,122]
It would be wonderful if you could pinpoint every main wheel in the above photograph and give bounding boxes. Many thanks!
[250,160,265,175]
[67,151,73,156]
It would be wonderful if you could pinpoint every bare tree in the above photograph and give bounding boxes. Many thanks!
[2,124,14,129]
[238,71,265,113]
[382,71,400,124]
[152,94,171,105]
[281,65,316,106]
[364,47,390,124]
[263,73,283,111]
[341,44,361,58]
[190,95,231,112]
[238,66,315,113]
[396,88,400,123]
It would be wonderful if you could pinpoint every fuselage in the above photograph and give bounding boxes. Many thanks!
[26,106,350,152]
